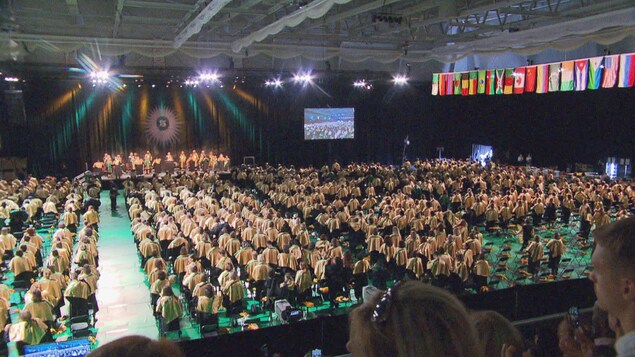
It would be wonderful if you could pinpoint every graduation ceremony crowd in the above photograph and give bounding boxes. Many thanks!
[0,176,102,354]
[123,158,635,356]
[1,157,634,356]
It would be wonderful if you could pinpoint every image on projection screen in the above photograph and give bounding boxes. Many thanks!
[304,108,355,140]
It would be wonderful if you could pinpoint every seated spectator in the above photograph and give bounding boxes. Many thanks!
[155,286,183,335]
[4,311,49,355]
[347,280,481,356]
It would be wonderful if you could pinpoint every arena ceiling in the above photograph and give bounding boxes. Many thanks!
[0,0,634,78]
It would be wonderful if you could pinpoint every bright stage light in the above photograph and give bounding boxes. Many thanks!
[265,78,283,87]
[392,75,408,85]
[198,72,220,83]
[293,72,313,84]
[5,77,19,82]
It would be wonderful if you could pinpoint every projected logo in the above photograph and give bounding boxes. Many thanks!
[144,106,182,147]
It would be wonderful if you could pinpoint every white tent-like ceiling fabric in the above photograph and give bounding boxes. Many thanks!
[0,0,634,74]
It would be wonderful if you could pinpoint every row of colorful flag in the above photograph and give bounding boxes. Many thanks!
[431,53,634,96]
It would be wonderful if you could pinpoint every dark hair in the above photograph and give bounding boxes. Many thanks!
[87,335,183,357]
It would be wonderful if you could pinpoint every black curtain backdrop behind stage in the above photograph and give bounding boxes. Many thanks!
[10,79,634,176]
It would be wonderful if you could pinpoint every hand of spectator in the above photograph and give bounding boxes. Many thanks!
[501,343,532,357]
[558,316,594,357]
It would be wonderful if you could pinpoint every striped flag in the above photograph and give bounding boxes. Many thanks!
[525,66,537,93]
[602,55,619,88]
[469,71,478,95]
[431,73,439,95]
[549,63,561,92]
[486,70,495,95]
[574,59,589,91]
[536,64,549,94]
[513,67,526,94]
[495,69,505,94]
[454,73,462,95]
[587,57,603,90]
[461,72,470,96]
[560,61,574,91]
[477,70,486,94]
[438,73,446,96]
[618,53,635,88]
[446,74,454,95]
[503,68,514,94]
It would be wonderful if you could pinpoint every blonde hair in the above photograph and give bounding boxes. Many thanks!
[348,281,481,357]
[471,310,523,357]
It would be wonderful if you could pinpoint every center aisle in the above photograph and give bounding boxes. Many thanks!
[94,190,159,345]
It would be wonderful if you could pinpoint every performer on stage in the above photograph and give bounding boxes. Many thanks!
[104,154,113,176]
[179,151,187,171]
[209,152,218,171]
[143,151,152,175]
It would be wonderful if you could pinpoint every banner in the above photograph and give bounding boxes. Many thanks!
[574,59,589,91]
[560,61,574,91]
[587,57,603,90]
[618,53,634,88]
[431,73,439,95]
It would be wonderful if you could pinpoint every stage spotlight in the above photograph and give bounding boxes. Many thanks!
[293,72,313,84]
[392,74,408,85]
[4,77,19,82]
[199,72,220,83]
[151,84,156,88]
[265,79,283,87]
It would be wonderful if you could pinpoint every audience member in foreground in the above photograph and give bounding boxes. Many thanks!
[347,280,481,357]
[471,310,524,357]
[87,335,183,357]
[589,217,635,357]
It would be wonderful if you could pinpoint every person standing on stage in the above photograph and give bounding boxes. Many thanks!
[179,151,187,171]
[143,151,152,175]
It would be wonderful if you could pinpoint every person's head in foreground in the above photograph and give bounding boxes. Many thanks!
[87,335,183,357]
[347,280,481,357]
[589,217,635,353]
[471,310,524,357]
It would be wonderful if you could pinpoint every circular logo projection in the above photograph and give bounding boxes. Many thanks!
[144,106,182,147]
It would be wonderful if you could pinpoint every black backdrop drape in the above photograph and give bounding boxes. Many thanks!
[4,79,633,176]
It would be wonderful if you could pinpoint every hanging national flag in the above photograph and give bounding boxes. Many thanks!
[495,69,505,94]
[446,73,454,95]
[560,61,574,91]
[549,63,561,92]
[486,70,495,95]
[503,69,514,94]
[454,73,462,95]
[587,57,603,90]
[513,67,526,94]
[461,72,470,96]
[618,53,635,88]
[432,73,439,95]
[438,73,446,96]
[525,66,536,93]
[602,55,619,88]
[536,64,549,94]
[574,59,589,91]
[469,71,478,95]
[477,70,486,94]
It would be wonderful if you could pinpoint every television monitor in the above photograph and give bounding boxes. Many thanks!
[23,338,92,356]
[304,108,354,140]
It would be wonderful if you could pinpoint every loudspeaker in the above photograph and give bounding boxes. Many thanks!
[4,90,26,125]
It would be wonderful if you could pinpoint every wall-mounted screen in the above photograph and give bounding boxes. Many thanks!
[304,108,354,140]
